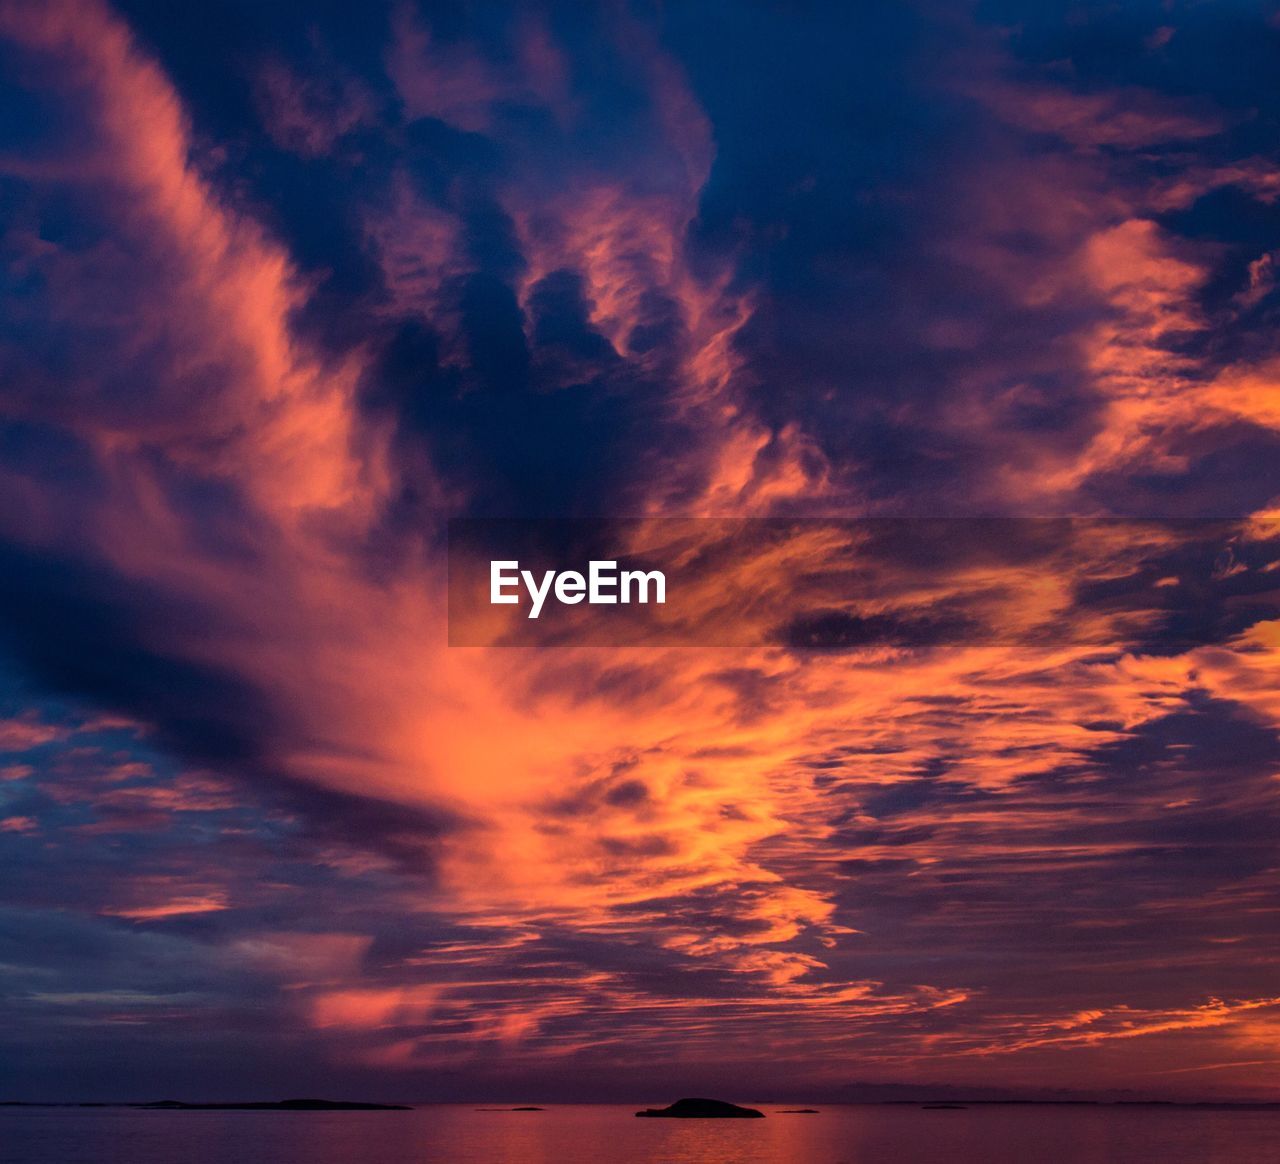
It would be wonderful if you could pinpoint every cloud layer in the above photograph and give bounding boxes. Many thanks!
[1,0,1279,1101]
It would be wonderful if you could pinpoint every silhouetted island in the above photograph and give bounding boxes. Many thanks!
[137,1099,410,1111]
[778,1108,820,1113]
[635,1097,764,1118]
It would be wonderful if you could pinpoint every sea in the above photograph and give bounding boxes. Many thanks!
[1,1103,1278,1163]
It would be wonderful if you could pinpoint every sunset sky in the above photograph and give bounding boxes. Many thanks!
[2,0,1280,1103]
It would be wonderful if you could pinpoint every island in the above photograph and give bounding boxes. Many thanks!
[635,1097,765,1119]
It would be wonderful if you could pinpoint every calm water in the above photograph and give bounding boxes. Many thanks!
[1,1104,1278,1164]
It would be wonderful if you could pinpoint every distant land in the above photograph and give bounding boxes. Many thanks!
[0,1099,410,1111]
[836,1081,1280,1107]
[3,1095,1280,1112]
[139,1099,411,1111]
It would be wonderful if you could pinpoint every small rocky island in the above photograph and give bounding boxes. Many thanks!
[635,1097,765,1119]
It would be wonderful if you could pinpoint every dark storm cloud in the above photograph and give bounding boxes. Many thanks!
[98,0,719,520]
[0,538,460,871]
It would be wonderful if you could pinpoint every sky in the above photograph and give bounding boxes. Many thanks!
[1,0,1280,1103]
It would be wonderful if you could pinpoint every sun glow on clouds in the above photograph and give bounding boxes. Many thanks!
[1,0,1280,1101]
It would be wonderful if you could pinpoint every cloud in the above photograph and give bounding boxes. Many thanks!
[1,0,1280,1102]
[976,82,1228,150]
